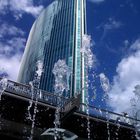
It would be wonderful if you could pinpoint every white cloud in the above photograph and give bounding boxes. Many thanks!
[108,38,140,117]
[97,18,122,31]
[124,40,129,47]
[130,39,140,51]
[0,23,26,56]
[89,0,105,3]
[0,0,9,15]
[0,37,26,56]
[0,0,44,19]
[0,23,25,38]
[0,55,21,80]
[97,18,122,41]
[104,18,122,30]
[0,23,26,80]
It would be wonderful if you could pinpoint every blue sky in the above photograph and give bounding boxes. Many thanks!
[0,0,140,116]
[87,0,140,115]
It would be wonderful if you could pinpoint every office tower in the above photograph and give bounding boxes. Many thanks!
[18,0,87,104]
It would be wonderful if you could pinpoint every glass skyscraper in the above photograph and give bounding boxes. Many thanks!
[18,0,87,104]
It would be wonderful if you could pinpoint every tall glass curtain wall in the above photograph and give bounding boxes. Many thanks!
[18,0,85,98]
[18,0,59,87]
[42,0,75,96]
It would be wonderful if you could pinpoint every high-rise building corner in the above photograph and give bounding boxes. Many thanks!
[17,0,87,105]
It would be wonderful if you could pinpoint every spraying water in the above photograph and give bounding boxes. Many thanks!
[99,73,110,100]
[99,73,110,140]
[27,81,34,121]
[52,59,70,139]
[0,77,8,100]
[130,85,140,140]
[81,34,94,139]
[27,60,43,140]
[81,34,94,69]
[0,77,8,131]
[133,85,140,101]
[115,117,121,140]
[53,59,70,95]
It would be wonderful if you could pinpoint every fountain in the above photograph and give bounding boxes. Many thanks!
[52,59,70,139]
[40,128,78,140]
[0,77,8,100]
[81,34,94,69]
[27,60,43,140]
[0,77,8,131]
[130,85,140,140]
[115,117,121,140]
[135,123,140,140]
[27,81,34,122]
[99,73,110,101]
[81,34,94,139]
[99,73,111,140]
[0,39,139,140]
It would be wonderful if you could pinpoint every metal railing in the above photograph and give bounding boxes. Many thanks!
[1,78,140,127]
[3,79,69,107]
[80,103,140,127]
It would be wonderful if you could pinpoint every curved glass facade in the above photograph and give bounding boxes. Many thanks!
[18,0,86,100]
